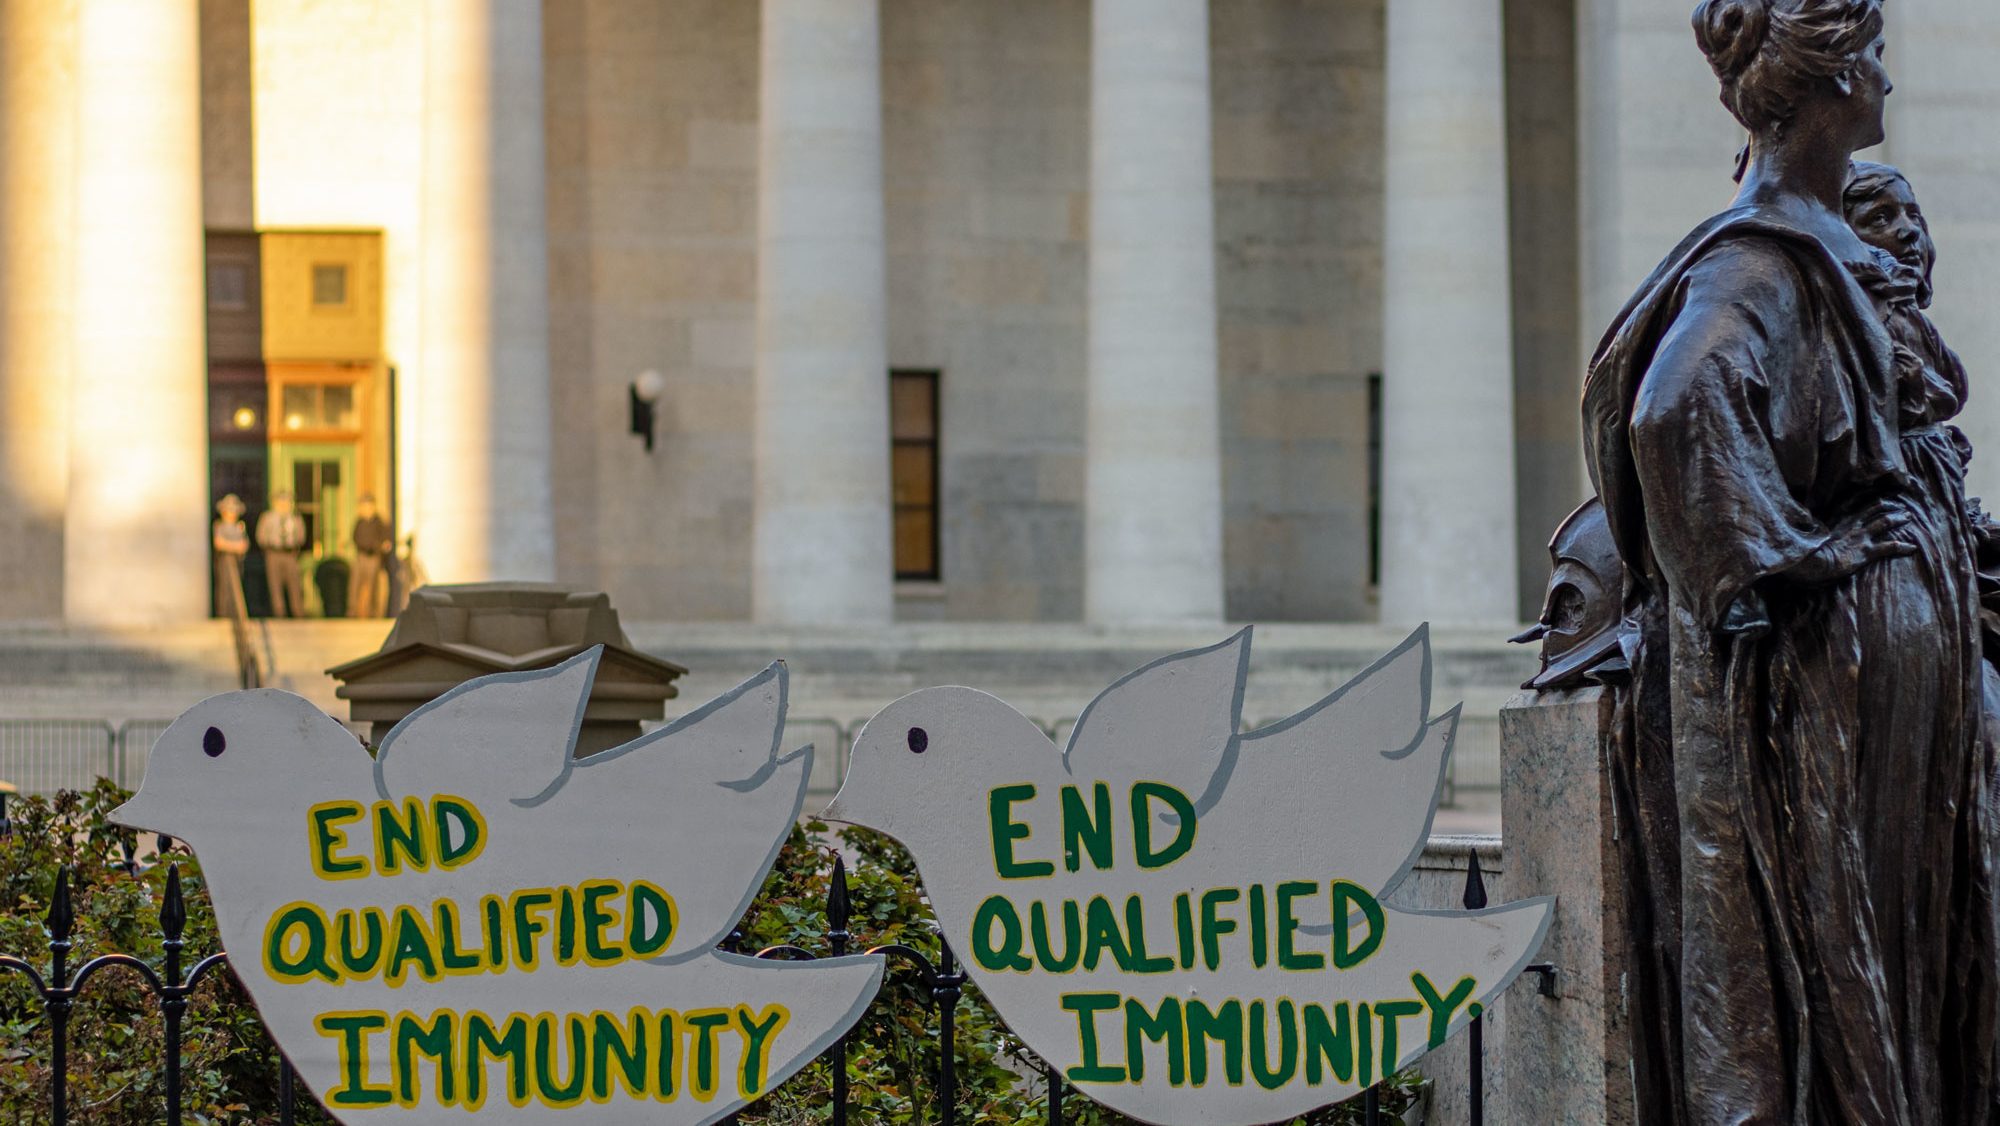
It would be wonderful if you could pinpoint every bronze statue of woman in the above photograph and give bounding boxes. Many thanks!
[1581,0,2000,1121]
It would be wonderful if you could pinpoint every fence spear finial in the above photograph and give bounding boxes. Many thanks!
[1462,849,1488,911]
[829,855,851,935]
[161,864,187,943]
[48,867,73,943]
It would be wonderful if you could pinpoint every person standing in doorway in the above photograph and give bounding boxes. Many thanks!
[211,494,249,618]
[348,493,391,618]
[256,489,307,617]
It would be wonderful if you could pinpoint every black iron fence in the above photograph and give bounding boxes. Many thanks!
[1,866,246,1125]
[0,847,1525,1126]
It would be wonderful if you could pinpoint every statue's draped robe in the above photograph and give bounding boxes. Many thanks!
[1583,206,1999,1125]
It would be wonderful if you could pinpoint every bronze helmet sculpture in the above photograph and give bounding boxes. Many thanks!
[1510,496,1629,690]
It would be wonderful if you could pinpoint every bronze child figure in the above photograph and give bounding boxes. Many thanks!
[1844,160,1970,471]
[1582,0,2000,1121]
[1840,159,2000,631]
[1846,161,2000,951]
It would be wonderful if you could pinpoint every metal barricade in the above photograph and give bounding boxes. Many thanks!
[0,720,117,795]
[117,720,176,790]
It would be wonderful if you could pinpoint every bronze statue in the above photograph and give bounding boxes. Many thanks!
[1576,0,2000,1120]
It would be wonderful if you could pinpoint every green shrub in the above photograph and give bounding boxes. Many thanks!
[0,780,333,1125]
[0,784,1427,1124]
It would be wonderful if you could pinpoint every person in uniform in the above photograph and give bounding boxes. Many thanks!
[211,494,249,618]
[255,489,308,617]
[348,493,392,619]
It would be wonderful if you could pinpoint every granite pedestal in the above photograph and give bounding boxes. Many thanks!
[1498,684,1634,1124]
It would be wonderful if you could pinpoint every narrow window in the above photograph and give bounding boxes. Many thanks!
[1367,372,1383,589]
[891,370,941,581]
[311,263,349,307]
[208,262,249,311]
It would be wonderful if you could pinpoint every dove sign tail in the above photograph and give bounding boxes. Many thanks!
[827,626,1553,1125]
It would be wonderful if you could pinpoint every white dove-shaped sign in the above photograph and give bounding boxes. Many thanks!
[825,627,1552,1125]
[112,650,882,1125]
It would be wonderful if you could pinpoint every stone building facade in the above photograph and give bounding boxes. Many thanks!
[1,0,1995,630]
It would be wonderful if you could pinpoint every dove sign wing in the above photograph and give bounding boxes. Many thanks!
[1212,628,1456,905]
[827,627,1552,1126]
[1062,627,1252,816]
[114,649,881,1125]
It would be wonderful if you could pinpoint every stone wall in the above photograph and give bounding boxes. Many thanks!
[1504,0,1583,618]
[1212,0,1384,622]
[882,0,1396,623]
[199,0,253,230]
[544,0,762,619]
[882,0,1091,622]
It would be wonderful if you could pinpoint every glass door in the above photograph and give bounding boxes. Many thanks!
[269,440,357,616]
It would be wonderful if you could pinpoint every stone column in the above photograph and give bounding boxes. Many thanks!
[753,0,893,625]
[417,0,556,583]
[67,0,208,626]
[1378,0,1519,627]
[0,0,74,621]
[1085,0,1224,625]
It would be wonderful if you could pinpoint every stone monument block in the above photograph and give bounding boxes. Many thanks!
[1499,685,1633,1125]
[328,582,686,755]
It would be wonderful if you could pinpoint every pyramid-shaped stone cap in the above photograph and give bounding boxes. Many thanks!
[327,583,686,755]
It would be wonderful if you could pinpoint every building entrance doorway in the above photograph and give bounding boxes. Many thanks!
[207,228,390,618]
[271,440,356,616]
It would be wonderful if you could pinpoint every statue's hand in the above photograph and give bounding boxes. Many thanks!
[1792,505,1918,584]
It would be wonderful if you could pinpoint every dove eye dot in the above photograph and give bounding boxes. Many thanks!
[202,727,226,758]
[906,727,929,754]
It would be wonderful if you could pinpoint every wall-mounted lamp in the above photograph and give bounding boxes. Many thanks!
[630,370,664,452]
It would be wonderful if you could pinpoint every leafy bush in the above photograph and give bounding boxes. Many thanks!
[0,780,332,1125]
[0,785,1427,1124]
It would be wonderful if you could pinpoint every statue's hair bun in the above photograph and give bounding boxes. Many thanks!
[1693,0,1773,82]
